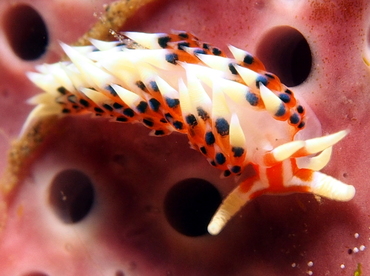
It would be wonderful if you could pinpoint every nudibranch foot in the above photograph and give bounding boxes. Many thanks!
[24,31,355,235]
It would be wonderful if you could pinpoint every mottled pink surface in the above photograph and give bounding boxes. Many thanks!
[0,0,370,275]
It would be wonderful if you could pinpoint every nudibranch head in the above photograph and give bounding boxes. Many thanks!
[24,31,355,235]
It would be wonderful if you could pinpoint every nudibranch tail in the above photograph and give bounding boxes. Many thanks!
[25,31,355,235]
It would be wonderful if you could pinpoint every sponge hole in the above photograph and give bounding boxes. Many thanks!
[256,26,312,87]
[3,4,48,60]
[164,178,221,237]
[49,169,95,224]
[21,272,49,276]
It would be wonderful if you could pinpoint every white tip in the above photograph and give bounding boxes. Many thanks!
[259,83,284,116]
[124,32,166,49]
[110,84,141,108]
[61,42,115,88]
[196,53,232,72]
[234,64,259,87]
[89,38,120,51]
[229,113,246,148]
[155,76,179,99]
[79,88,112,105]
[212,84,230,119]
[228,45,253,63]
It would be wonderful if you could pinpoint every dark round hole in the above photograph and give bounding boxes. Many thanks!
[49,169,95,224]
[3,4,48,60]
[21,272,49,276]
[256,26,312,87]
[164,178,222,237]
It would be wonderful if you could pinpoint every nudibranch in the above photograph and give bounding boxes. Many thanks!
[24,31,355,235]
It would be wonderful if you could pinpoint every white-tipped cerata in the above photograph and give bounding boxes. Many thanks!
[234,64,259,87]
[89,39,121,51]
[124,32,167,49]
[79,88,113,106]
[60,42,114,88]
[110,84,141,108]
[229,113,246,148]
[259,83,284,116]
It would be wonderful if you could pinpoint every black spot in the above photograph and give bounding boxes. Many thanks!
[154,130,165,136]
[49,169,94,224]
[62,108,70,114]
[275,104,286,117]
[102,104,113,112]
[165,113,173,121]
[57,86,67,94]
[289,113,300,124]
[143,118,154,127]
[160,118,167,123]
[158,36,171,48]
[105,85,117,96]
[223,170,231,177]
[256,75,268,88]
[113,102,123,109]
[243,54,254,64]
[149,98,161,111]
[212,47,222,55]
[232,147,245,157]
[136,101,148,113]
[205,131,215,145]
[177,42,190,50]
[166,97,180,108]
[94,107,104,113]
[297,105,304,114]
[202,43,210,50]
[136,81,146,91]
[149,81,159,92]
[197,107,209,120]
[278,93,291,103]
[123,108,135,117]
[172,121,183,130]
[186,114,198,127]
[116,116,128,122]
[297,121,305,129]
[165,53,178,64]
[193,48,207,55]
[200,146,207,154]
[210,160,217,167]
[231,166,241,174]
[215,118,229,136]
[246,92,259,106]
[228,63,238,75]
[284,89,292,95]
[79,99,89,107]
[67,95,77,104]
[265,73,275,79]
[164,178,221,237]
[177,32,189,39]
[215,152,226,165]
